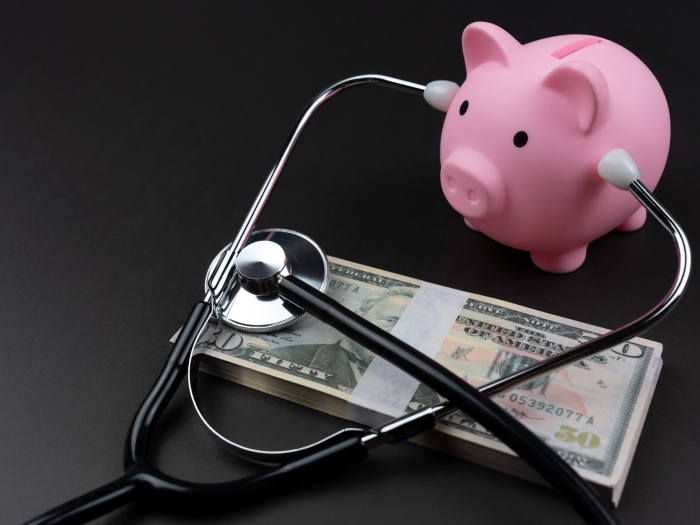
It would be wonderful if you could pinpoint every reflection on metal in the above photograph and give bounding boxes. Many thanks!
[206,229,329,333]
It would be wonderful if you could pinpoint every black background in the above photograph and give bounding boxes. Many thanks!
[1,1,698,524]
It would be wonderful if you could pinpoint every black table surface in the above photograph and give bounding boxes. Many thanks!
[2,2,698,524]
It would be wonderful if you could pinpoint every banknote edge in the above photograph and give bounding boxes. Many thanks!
[610,356,664,506]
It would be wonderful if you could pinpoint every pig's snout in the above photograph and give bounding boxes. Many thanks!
[440,148,506,221]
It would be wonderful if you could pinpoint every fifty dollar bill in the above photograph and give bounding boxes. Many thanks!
[193,256,663,506]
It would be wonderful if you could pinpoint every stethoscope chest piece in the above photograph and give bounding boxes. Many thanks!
[206,228,329,332]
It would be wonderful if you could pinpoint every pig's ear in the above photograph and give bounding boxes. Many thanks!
[542,60,609,133]
[462,22,521,73]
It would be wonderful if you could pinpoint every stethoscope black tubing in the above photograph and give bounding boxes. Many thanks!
[278,275,619,525]
[25,291,617,525]
[23,301,368,525]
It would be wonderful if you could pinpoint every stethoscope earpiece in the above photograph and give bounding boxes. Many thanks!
[598,149,641,190]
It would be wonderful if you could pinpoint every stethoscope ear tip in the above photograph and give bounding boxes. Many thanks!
[424,80,459,112]
[598,149,640,190]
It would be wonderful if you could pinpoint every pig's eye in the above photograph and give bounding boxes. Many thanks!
[513,131,528,147]
[459,100,469,115]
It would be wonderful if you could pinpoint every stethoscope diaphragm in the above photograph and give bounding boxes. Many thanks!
[206,228,329,332]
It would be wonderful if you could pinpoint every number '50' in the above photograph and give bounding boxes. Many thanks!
[554,425,601,449]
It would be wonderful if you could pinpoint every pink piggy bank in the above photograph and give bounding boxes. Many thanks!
[424,22,670,273]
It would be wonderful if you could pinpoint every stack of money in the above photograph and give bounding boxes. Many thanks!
[192,257,662,506]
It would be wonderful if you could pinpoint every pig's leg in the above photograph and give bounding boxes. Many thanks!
[530,245,588,274]
[616,207,646,232]
[464,217,480,232]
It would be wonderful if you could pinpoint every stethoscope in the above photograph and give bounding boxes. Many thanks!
[24,75,691,525]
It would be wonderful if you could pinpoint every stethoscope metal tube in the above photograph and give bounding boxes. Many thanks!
[205,75,425,303]
[380,178,692,437]
[477,179,690,396]
[24,74,689,525]
[190,74,691,462]
[325,177,691,456]
[185,74,688,524]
